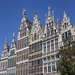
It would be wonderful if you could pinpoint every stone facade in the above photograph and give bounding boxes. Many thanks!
[7,33,16,75]
[0,38,9,75]
[16,9,31,75]
[0,6,75,75]
[0,34,16,75]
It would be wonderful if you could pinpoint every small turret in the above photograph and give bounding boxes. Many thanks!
[22,8,26,17]
[64,11,67,18]
[44,6,58,37]
[11,32,16,48]
[21,8,27,23]
[12,32,15,43]
[33,13,39,25]
[48,6,51,17]
[47,6,54,21]
[61,11,71,30]
[63,11,70,22]
[52,10,54,21]
[3,37,8,50]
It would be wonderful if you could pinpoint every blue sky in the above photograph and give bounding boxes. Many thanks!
[0,0,75,55]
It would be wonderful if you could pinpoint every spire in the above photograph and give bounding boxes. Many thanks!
[22,8,26,17]
[12,32,15,43]
[3,37,8,49]
[21,8,27,23]
[64,11,67,18]
[52,10,54,20]
[48,6,51,17]
[63,11,70,22]
[33,12,38,25]
[11,32,15,48]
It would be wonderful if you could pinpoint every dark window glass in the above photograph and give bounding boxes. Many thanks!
[68,30,71,38]
[51,40,54,52]
[44,66,47,73]
[55,38,58,50]
[52,62,56,72]
[43,43,46,53]
[47,41,50,53]
[48,66,51,72]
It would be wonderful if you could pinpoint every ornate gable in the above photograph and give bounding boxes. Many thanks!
[18,9,32,40]
[1,38,9,58]
[62,11,72,30]
[61,11,75,41]
[29,13,43,43]
[44,6,58,38]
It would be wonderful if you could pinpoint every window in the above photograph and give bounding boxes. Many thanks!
[48,62,51,72]
[39,42,42,51]
[51,29,54,35]
[44,66,47,73]
[34,33,39,40]
[62,30,71,40]
[51,40,54,52]
[52,62,56,72]
[56,55,59,59]
[54,30,56,34]
[47,56,50,61]
[34,33,37,40]
[62,33,65,40]
[43,43,46,53]
[55,38,58,51]
[65,32,67,39]
[47,29,50,37]
[44,57,46,62]
[51,55,55,60]
[64,23,67,29]
[68,30,71,38]
[47,41,50,53]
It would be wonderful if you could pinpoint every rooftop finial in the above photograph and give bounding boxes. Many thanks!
[12,32,15,43]
[48,6,51,17]
[22,8,26,17]
[11,32,15,48]
[13,32,15,38]
[64,11,67,18]
[52,10,54,20]
[4,37,8,49]
[52,10,54,16]
[63,11,70,23]
[33,12,38,24]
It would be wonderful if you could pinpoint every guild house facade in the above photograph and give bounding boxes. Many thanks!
[0,6,75,75]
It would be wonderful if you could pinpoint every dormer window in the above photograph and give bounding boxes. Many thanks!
[68,30,71,38]
[51,29,54,35]
[64,23,67,29]
[55,30,56,34]
[62,30,71,40]
[64,22,68,29]
[47,29,50,37]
